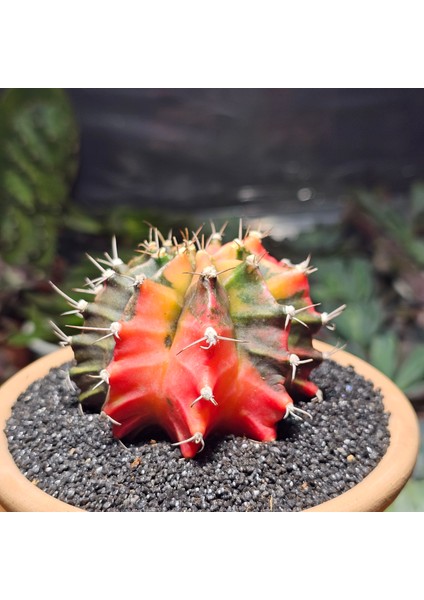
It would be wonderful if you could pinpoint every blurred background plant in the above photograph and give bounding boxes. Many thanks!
[265,187,424,510]
[0,88,79,378]
[0,88,423,510]
[274,186,424,404]
[0,89,180,381]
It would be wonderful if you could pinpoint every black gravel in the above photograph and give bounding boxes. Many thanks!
[4,360,390,511]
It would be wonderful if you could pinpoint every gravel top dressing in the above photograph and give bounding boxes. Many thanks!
[5,360,390,511]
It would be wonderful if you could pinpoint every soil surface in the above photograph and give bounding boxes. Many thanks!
[5,360,390,511]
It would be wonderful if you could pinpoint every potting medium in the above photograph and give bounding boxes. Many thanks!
[5,359,390,511]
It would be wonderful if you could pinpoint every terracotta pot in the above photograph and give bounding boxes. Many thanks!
[0,342,419,512]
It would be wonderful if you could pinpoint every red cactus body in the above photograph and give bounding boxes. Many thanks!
[51,224,345,458]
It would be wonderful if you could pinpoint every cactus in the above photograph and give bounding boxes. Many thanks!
[50,223,346,458]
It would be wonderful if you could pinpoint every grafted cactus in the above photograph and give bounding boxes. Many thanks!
[51,223,345,458]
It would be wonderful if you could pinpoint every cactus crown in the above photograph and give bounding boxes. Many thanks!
[51,221,346,458]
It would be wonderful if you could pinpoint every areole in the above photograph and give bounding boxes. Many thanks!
[0,341,419,512]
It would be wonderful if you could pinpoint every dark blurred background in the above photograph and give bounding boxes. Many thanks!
[1,88,424,509]
[69,89,424,211]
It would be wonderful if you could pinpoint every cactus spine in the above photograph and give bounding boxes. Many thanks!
[51,223,345,458]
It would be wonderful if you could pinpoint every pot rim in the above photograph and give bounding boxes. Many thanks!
[0,342,420,512]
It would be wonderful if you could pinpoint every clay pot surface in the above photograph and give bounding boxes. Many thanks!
[0,342,419,512]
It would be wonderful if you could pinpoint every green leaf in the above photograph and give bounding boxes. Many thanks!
[387,479,424,511]
[369,332,399,379]
[408,239,424,266]
[3,169,34,209]
[410,181,424,219]
[312,258,375,305]
[350,259,374,301]
[395,345,424,391]
[0,88,79,268]
[355,190,424,268]
[335,301,383,350]
[339,340,368,360]
[63,206,103,235]
[403,380,424,399]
